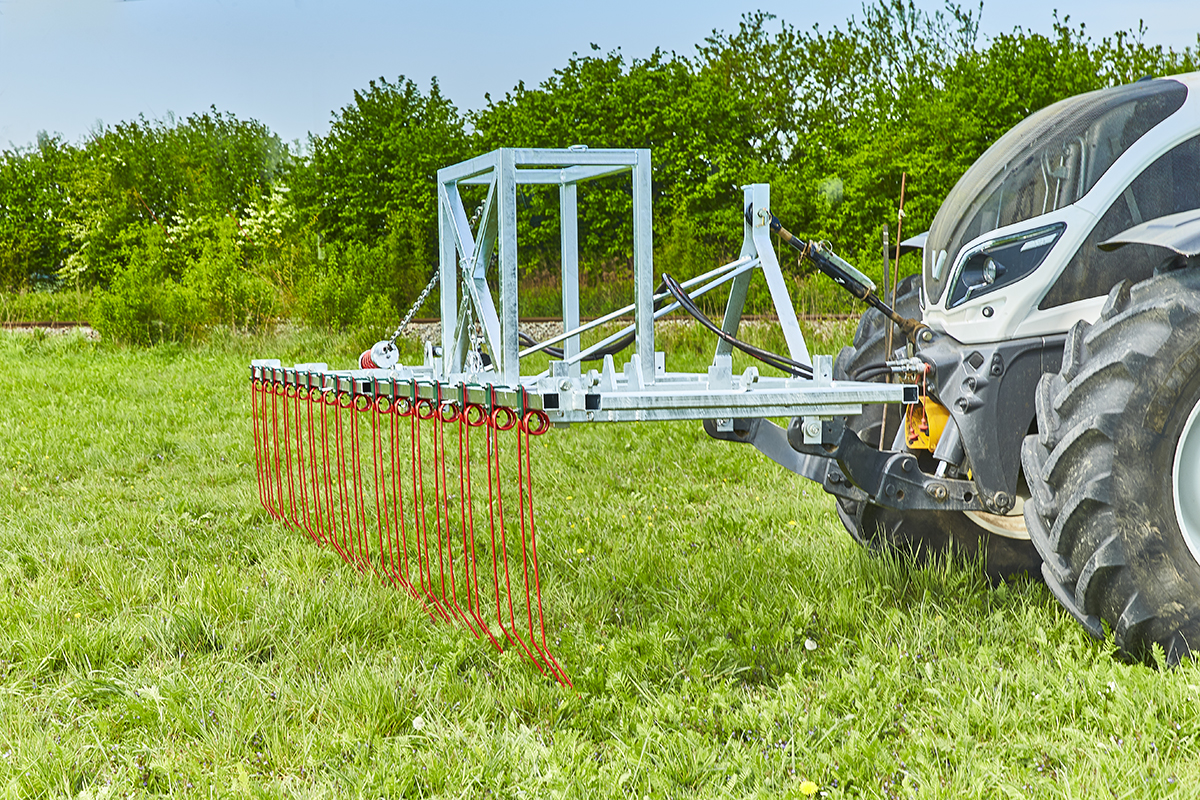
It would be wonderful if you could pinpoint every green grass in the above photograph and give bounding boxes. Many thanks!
[0,290,93,325]
[2,323,1200,798]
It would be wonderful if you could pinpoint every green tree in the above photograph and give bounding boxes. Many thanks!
[0,133,78,289]
[472,47,761,280]
[288,77,469,323]
[67,108,287,288]
[292,76,469,247]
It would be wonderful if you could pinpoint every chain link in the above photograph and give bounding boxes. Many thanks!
[388,270,440,345]
[389,202,487,351]
[463,301,485,374]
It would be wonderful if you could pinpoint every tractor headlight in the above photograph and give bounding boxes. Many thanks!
[982,257,998,285]
[947,223,1066,308]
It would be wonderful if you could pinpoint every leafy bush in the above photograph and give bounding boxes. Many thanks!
[182,217,278,331]
[294,213,435,335]
[90,218,280,344]
[90,225,205,344]
[5,4,1199,343]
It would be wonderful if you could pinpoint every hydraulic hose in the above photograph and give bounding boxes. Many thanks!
[748,206,927,343]
[517,280,671,362]
[661,272,813,378]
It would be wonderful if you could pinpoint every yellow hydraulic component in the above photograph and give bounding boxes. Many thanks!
[905,396,950,451]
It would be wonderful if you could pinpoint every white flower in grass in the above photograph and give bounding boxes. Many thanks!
[412,715,425,731]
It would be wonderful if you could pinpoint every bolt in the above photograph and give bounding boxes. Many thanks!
[884,483,896,498]
[559,379,572,391]
[982,306,994,318]
[992,491,1013,513]
[901,458,913,472]
[920,330,934,343]
[926,484,949,502]
[829,470,844,484]
[804,420,822,439]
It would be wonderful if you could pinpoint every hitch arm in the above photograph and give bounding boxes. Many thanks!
[703,417,833,483]
[787,417,987,512]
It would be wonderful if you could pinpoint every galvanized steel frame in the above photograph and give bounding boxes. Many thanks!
[437,147,654,386]
[256,148,914,428]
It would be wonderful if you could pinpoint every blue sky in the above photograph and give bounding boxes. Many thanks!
[0,0,1197,149]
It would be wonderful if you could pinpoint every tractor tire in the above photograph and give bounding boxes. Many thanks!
[833,274,923,449]
[834,275,1042,581]
[1022,270,1200,664]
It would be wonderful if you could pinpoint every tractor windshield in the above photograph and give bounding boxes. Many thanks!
[924,78,1187,305]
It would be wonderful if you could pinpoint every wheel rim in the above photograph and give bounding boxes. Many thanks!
[964,494,1030,540]
[1173,396,1200,567]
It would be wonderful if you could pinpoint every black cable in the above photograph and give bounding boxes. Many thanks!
[853,366,895,382]
[660,273,813,378]
[518,331,564,360]
[519,328,636,362]
[516,280,675,362]
[851,361,891,380]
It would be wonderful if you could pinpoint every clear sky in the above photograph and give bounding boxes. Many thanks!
[1,0,1197,150]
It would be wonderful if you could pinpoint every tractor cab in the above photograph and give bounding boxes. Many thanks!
[919,75,1200,343]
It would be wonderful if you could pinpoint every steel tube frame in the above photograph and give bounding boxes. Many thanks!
[438,148,649,385]
[278,147,915,429]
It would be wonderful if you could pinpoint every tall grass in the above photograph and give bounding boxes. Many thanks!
[1,324,1198,797]
[0,289,92,325]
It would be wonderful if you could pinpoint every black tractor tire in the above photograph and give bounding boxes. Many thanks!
[1022,270,1200,664]
[833,274,1042,581]
[833,274,923,449]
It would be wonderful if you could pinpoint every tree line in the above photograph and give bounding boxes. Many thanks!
[1,1,1196,342]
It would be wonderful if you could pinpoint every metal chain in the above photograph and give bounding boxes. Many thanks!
[388,203,485,349]
[463,300,485,374]
[387,270,440,345]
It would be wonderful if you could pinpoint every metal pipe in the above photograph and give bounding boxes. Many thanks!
[560,256,762,365]
[517,256,757,359]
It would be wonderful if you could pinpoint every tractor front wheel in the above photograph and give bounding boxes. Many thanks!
[834,275,1041,581]
[1023,271,1200,664]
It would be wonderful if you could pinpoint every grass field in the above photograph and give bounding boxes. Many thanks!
[2,324,1199,798]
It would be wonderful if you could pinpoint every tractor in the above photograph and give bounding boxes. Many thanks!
[773,72,1200,664]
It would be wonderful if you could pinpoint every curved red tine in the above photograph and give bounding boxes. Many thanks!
[268,379,287,520]
[303,386,327,545]
[430,390,473,632]
[371,395,394,580]
[317,389,339,551]
[349,395,373,570]
[519,410,571,686]
[389,388,418,594]
[412,395,452,623]
[292,386,314,542]
[252,380,268,514]
[461,402,499,647]
[282,381,301,530]
[388,392,417,596]
[488,404,548,675]
[436,398,481,637]
[252,368,570,684]
[331,393,357,565]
